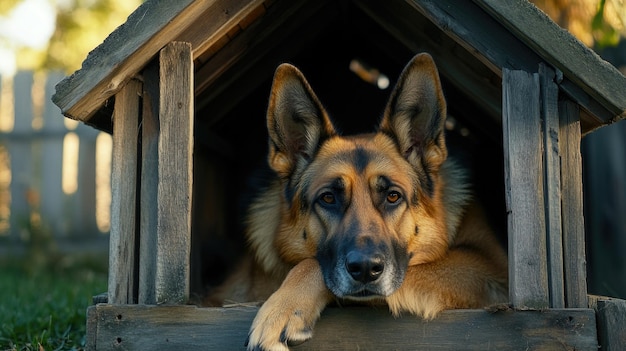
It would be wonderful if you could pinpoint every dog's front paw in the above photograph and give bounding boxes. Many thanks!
[245,293,316,351]
[244,259,332,351]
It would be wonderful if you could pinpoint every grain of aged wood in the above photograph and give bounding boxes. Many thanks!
[539,64,565,309]
[138,59,160,305]
[85,303,98,350]
[88,305,598,350]
[589,295,626,351]
[559,100,588,308]
[109,79,142,304]
[154,42,194,304]
[502,69,549,309]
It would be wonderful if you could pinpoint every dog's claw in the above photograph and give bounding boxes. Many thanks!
[246,324,311,351]
[246,305,315,348]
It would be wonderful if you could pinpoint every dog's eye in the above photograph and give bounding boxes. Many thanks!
[387,191,401,204]
[320,192,336,204]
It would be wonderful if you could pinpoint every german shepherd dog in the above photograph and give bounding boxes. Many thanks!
[209,53,508,350]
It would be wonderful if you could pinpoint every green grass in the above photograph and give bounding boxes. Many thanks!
[0,252,108,351]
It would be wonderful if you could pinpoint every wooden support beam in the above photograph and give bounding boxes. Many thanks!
[154,42,194,304]
[109,79,142,304]
[539,64,565,308]
[502,69,549,309]
[559,100,588,308]
[88,305,598,351]
[138,59,160,305]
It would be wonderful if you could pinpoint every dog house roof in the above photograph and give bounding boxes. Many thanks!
[52,0,626,135]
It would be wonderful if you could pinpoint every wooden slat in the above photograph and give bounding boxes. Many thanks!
[90,305,598,350]
[473,0,626,125]
[539,64,565,309]
[589,295,626,351]
[559,100,588,308]
[85,303,98,351]
[138,60,160,305]
[502,69,549,309]
[154,42,194,304]
[109,79,142,304]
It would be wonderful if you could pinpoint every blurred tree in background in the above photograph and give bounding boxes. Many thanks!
[531,0,626,50]
[1,0,141,74]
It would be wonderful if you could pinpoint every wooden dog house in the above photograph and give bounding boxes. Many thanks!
[52,0,626,349]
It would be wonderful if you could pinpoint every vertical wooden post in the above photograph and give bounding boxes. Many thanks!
[502,69,549,309]
[559,100,588,308]
[109,78,142,304]
[139,60,159,305]
[155,42,193,304]
[539,64,565,308]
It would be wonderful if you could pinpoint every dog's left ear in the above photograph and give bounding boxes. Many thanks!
[379,53,447,172]
[266,63,337,178]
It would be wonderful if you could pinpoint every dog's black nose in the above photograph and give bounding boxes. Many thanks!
[345,251,384,283]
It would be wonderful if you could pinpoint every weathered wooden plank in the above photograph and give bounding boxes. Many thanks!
[154,42,194,304]
[589,295,626,351]
[559,100,588,308]
[85,304,98,351]
[52,0,265,126]
[91,305,598,350]
[138,59,160,305]
[109,79,142,304]
[473,0,626,124]
[539,64,564,309]
[502,69,549,309]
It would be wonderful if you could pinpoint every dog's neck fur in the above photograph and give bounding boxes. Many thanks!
[438,158,472,243]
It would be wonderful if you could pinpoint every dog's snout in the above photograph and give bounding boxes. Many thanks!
[345,251,384,283]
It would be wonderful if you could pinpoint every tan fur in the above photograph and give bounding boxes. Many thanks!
[208,53,508,351]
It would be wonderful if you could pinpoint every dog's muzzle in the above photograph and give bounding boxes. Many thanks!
[318,239,409,300]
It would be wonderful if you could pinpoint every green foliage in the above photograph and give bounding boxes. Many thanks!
[0,254,107,351]
[592,0,621,48]
[41,0,142,73]
[7,0,142,73]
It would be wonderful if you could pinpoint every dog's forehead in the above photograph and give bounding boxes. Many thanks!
[306,134,414,188]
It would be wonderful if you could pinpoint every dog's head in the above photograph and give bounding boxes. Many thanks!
[261,54,452,300]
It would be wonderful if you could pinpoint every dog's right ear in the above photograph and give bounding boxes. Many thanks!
[266,63,336,177]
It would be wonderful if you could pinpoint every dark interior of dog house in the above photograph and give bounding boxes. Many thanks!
[190,5,507,299]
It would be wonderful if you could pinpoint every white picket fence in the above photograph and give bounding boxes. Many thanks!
[0,71,111,253]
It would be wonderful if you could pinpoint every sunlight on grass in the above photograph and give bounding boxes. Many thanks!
[0,254,107,351]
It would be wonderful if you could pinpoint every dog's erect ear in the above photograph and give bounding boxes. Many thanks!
[266,63,336,177]
[379,53,447,172]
